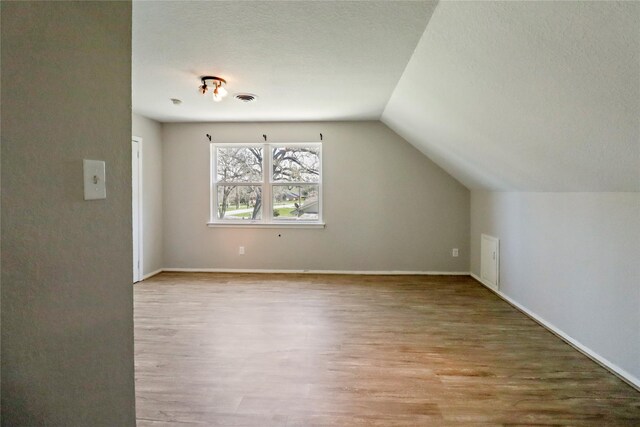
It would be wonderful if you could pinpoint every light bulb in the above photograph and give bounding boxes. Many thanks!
[212,87,222,102]
[217,85,227,98]
[199,84,208,95]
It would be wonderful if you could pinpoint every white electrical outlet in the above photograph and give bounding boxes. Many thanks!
[452,248,459,257]
[239,246,245,255]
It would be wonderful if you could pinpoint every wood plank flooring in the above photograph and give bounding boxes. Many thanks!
[134,273,640,426]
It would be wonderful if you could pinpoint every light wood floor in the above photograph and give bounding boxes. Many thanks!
[134,273,640,426]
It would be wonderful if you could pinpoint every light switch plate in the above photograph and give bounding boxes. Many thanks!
[83,159,106,200]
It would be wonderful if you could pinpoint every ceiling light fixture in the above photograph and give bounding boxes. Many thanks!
[199,76,228,102]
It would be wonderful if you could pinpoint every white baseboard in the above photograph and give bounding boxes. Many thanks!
[162,268,470,276]
[470,273,640,392]
[142,269,163,280]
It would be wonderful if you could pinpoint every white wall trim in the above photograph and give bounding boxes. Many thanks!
[132,136,144,283]
[141,269,163,281]
[162,268,470,276]
[470,273,640,392]
[207,222,326,229]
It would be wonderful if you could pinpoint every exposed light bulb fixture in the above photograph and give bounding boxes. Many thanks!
[213,86,223,102]
[199,75,227,102]
[216,85,228,98]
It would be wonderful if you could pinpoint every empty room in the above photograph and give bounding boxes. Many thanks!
[1,0,639,425]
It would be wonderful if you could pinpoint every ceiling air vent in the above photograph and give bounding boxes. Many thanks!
[234,93,257,103]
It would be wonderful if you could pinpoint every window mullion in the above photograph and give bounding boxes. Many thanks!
[218,182,263,186]
[263,143,271,223]
[210,144,215,222]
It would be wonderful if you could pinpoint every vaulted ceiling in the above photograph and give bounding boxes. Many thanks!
[382,1,639,191]
[132,1,639,192]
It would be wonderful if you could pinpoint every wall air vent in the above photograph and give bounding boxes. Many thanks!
[234,93,258,103]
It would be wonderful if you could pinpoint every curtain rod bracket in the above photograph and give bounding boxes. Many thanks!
[206,134,212,142]
[263,134,267,142]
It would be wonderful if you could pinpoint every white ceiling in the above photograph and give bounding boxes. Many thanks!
[382,1,640,191]
[132,1,436,122]
[134,1,639,192]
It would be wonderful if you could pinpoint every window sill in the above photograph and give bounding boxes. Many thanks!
[207,222,325,229]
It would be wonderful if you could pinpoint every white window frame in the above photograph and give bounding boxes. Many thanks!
[208,142,324,228]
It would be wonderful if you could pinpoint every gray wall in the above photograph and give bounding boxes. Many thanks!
[1,2,136,425]
[470,191,640,383]
[133,114,164,276]
[163,121,470,272]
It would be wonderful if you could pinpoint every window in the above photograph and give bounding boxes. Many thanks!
[210,143,322,226]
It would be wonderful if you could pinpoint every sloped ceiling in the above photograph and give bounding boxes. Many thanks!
[382,1,640,191]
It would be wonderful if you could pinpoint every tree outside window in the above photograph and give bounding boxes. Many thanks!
[211,143,322,224]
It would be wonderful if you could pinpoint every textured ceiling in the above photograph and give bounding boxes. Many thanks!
[132,1,435,122]
[382,1,640,191]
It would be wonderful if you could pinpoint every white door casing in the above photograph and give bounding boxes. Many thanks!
[132,137,143,282]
